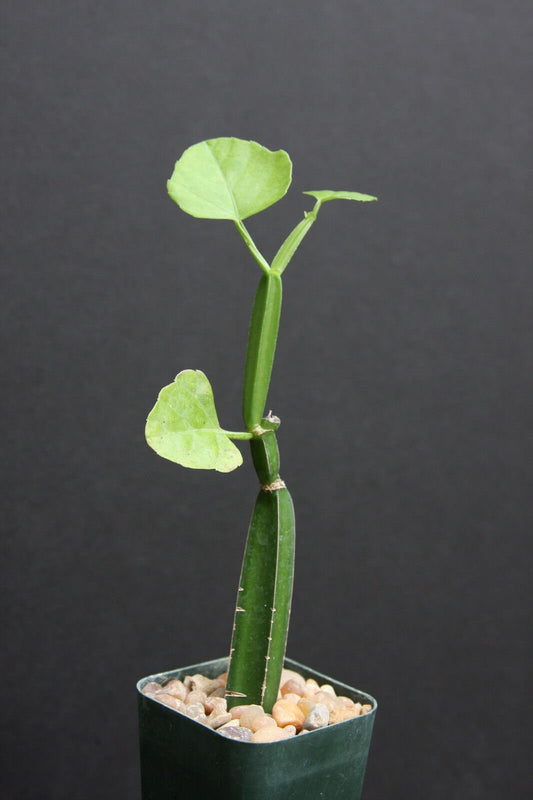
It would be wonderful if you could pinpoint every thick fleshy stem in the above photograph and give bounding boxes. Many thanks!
[242,272,282,432]
[226,262,296,710]
[226,430,295,712]
[226,202,329,709]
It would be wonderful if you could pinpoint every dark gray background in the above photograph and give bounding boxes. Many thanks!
[2,1,532,798]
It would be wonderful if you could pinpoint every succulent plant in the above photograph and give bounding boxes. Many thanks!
[146,137,376,712]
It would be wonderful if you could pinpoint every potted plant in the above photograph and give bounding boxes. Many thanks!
[137,137,378,799]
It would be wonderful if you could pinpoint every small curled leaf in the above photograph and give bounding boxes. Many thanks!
[146,370,243,472]
[303,189,377,203]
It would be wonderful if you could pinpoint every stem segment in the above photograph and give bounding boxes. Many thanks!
[235,220,271,275]
[242,272,282,431]
[226,432,295,712]
[227,226,298,711]
[270,200,322,275]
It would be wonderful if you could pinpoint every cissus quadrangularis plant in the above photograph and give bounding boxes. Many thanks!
[146,137,376,713]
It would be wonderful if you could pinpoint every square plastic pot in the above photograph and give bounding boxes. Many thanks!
[138,656,376,800]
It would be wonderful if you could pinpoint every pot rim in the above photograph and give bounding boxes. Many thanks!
[137,655,377,744]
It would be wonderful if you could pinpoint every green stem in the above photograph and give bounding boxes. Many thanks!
[250,430,280,485]
[270,199,322,275]
[226,431,295,712]
[227,202,317,710]
[242,272,282,431]
[222,430,254,441]
[235,220,271,275]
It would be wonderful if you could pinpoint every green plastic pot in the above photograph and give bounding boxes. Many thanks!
[137,656,377,800]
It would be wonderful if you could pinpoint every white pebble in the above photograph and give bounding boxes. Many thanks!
[218,725,253,741]
[182,702,206,720]
[156,693,184,711]
[162,680,188,701]
[303,703,329,730]
[208,712,232,729]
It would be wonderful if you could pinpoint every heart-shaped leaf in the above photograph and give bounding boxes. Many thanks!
[303,189,377,203]
[167,138,292,221]
[146,370,243,472]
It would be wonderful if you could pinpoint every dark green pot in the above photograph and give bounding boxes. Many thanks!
[137,656,377,800]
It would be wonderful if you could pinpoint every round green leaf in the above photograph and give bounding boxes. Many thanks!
[145,370,243,472]
[167,138,292,221]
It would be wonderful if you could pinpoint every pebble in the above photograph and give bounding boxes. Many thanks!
[239,705,265,730]
[218,724,253,741]
[142,681,163,695]
[304,678,320,696]
[281,677,306,697]
[338,696,356,708]
[186,690,208,706]
[208,711,232,729]
[313,691,339,713]
[181,702,207,720]
[250,714,277,733]
[297,696,316,717]
[204,696,227,715]
[229,705,247,720]
[217,719,240,730]
[272,699,305,731]
[251,726,292,743]
[188,674,222,695]
[329,704,358,724]
[161,679,188,701]
[282,692,302,706]
[156,693,184,711]
[142,667,373,741]
[303,703,330,730]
